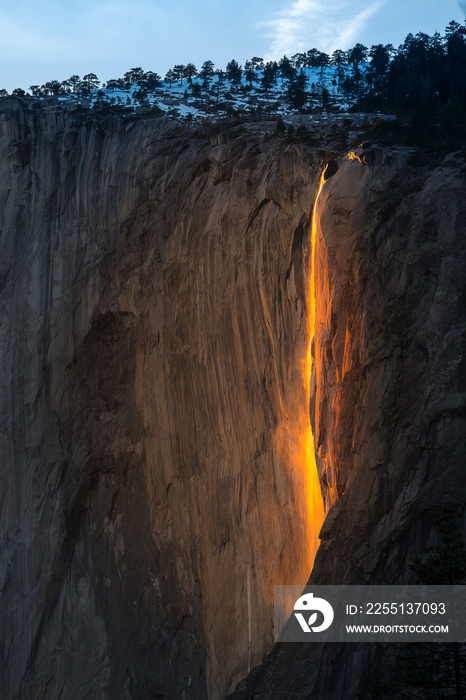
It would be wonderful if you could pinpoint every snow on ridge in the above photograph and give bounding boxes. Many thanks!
[10,62,383,123]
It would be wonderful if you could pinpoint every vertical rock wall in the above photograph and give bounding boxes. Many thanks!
[0,102,325,699]
[229,146,466,698]
[313,147,466,584]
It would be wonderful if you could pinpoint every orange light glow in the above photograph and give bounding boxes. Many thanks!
[274,171,326,583]
[305,171,326,566]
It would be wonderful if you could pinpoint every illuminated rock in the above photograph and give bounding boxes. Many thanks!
[0,102,325,700]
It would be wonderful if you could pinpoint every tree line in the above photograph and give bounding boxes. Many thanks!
[2,18,466,116]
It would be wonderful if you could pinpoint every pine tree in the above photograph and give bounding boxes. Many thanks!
[172,64,186,85]
[317,51,330,74]
[42,80,67,96]
[244,60,255,86]
[279,55,296,83]
[199,60,214,78]
[123,67,144,86]
[65,75,81,94]
[142,72,162,91]
[81,73,100,94]
[164,69,175,87]
[106,78,125,91]
[305,48,321,68]
[190,83,202,99]
[226,59,242,86]
[286,71,308,110]
[199,60,214,89]
[444,20,466,99]
[366,44,391,98]
[332,49,347,82]
[261,61,278,91]
[291,52,306,68]
[250,56,264,71]
[350,43,368,81]
[213,69,225,105]
[184,63,197,84]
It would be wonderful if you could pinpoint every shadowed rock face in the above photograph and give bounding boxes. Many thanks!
[1,99,465,700]
[0,103,325,699]
[229,148,466,698]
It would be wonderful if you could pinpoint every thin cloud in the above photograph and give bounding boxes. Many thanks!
[330,1,386,53]
[261,0,326,57]
[261,0,386,59]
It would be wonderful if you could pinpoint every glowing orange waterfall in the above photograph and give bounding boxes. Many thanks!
[274,171,326,584]
[303,171,326,569]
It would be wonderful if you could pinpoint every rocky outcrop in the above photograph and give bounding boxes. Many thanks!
[229,146,466,698]
[0,102,325,699]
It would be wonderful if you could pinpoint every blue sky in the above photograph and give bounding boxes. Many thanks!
[1,0,465,91]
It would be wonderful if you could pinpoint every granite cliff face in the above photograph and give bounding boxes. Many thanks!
[313,144,466,584]
[0,100,324,699]
[1,97,465,700]
[229,146,466,698]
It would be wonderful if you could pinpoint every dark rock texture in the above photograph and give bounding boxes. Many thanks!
[228,148,466,698]
[0,102,325,699]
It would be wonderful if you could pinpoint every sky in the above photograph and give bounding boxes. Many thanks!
[1,0,465,92]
